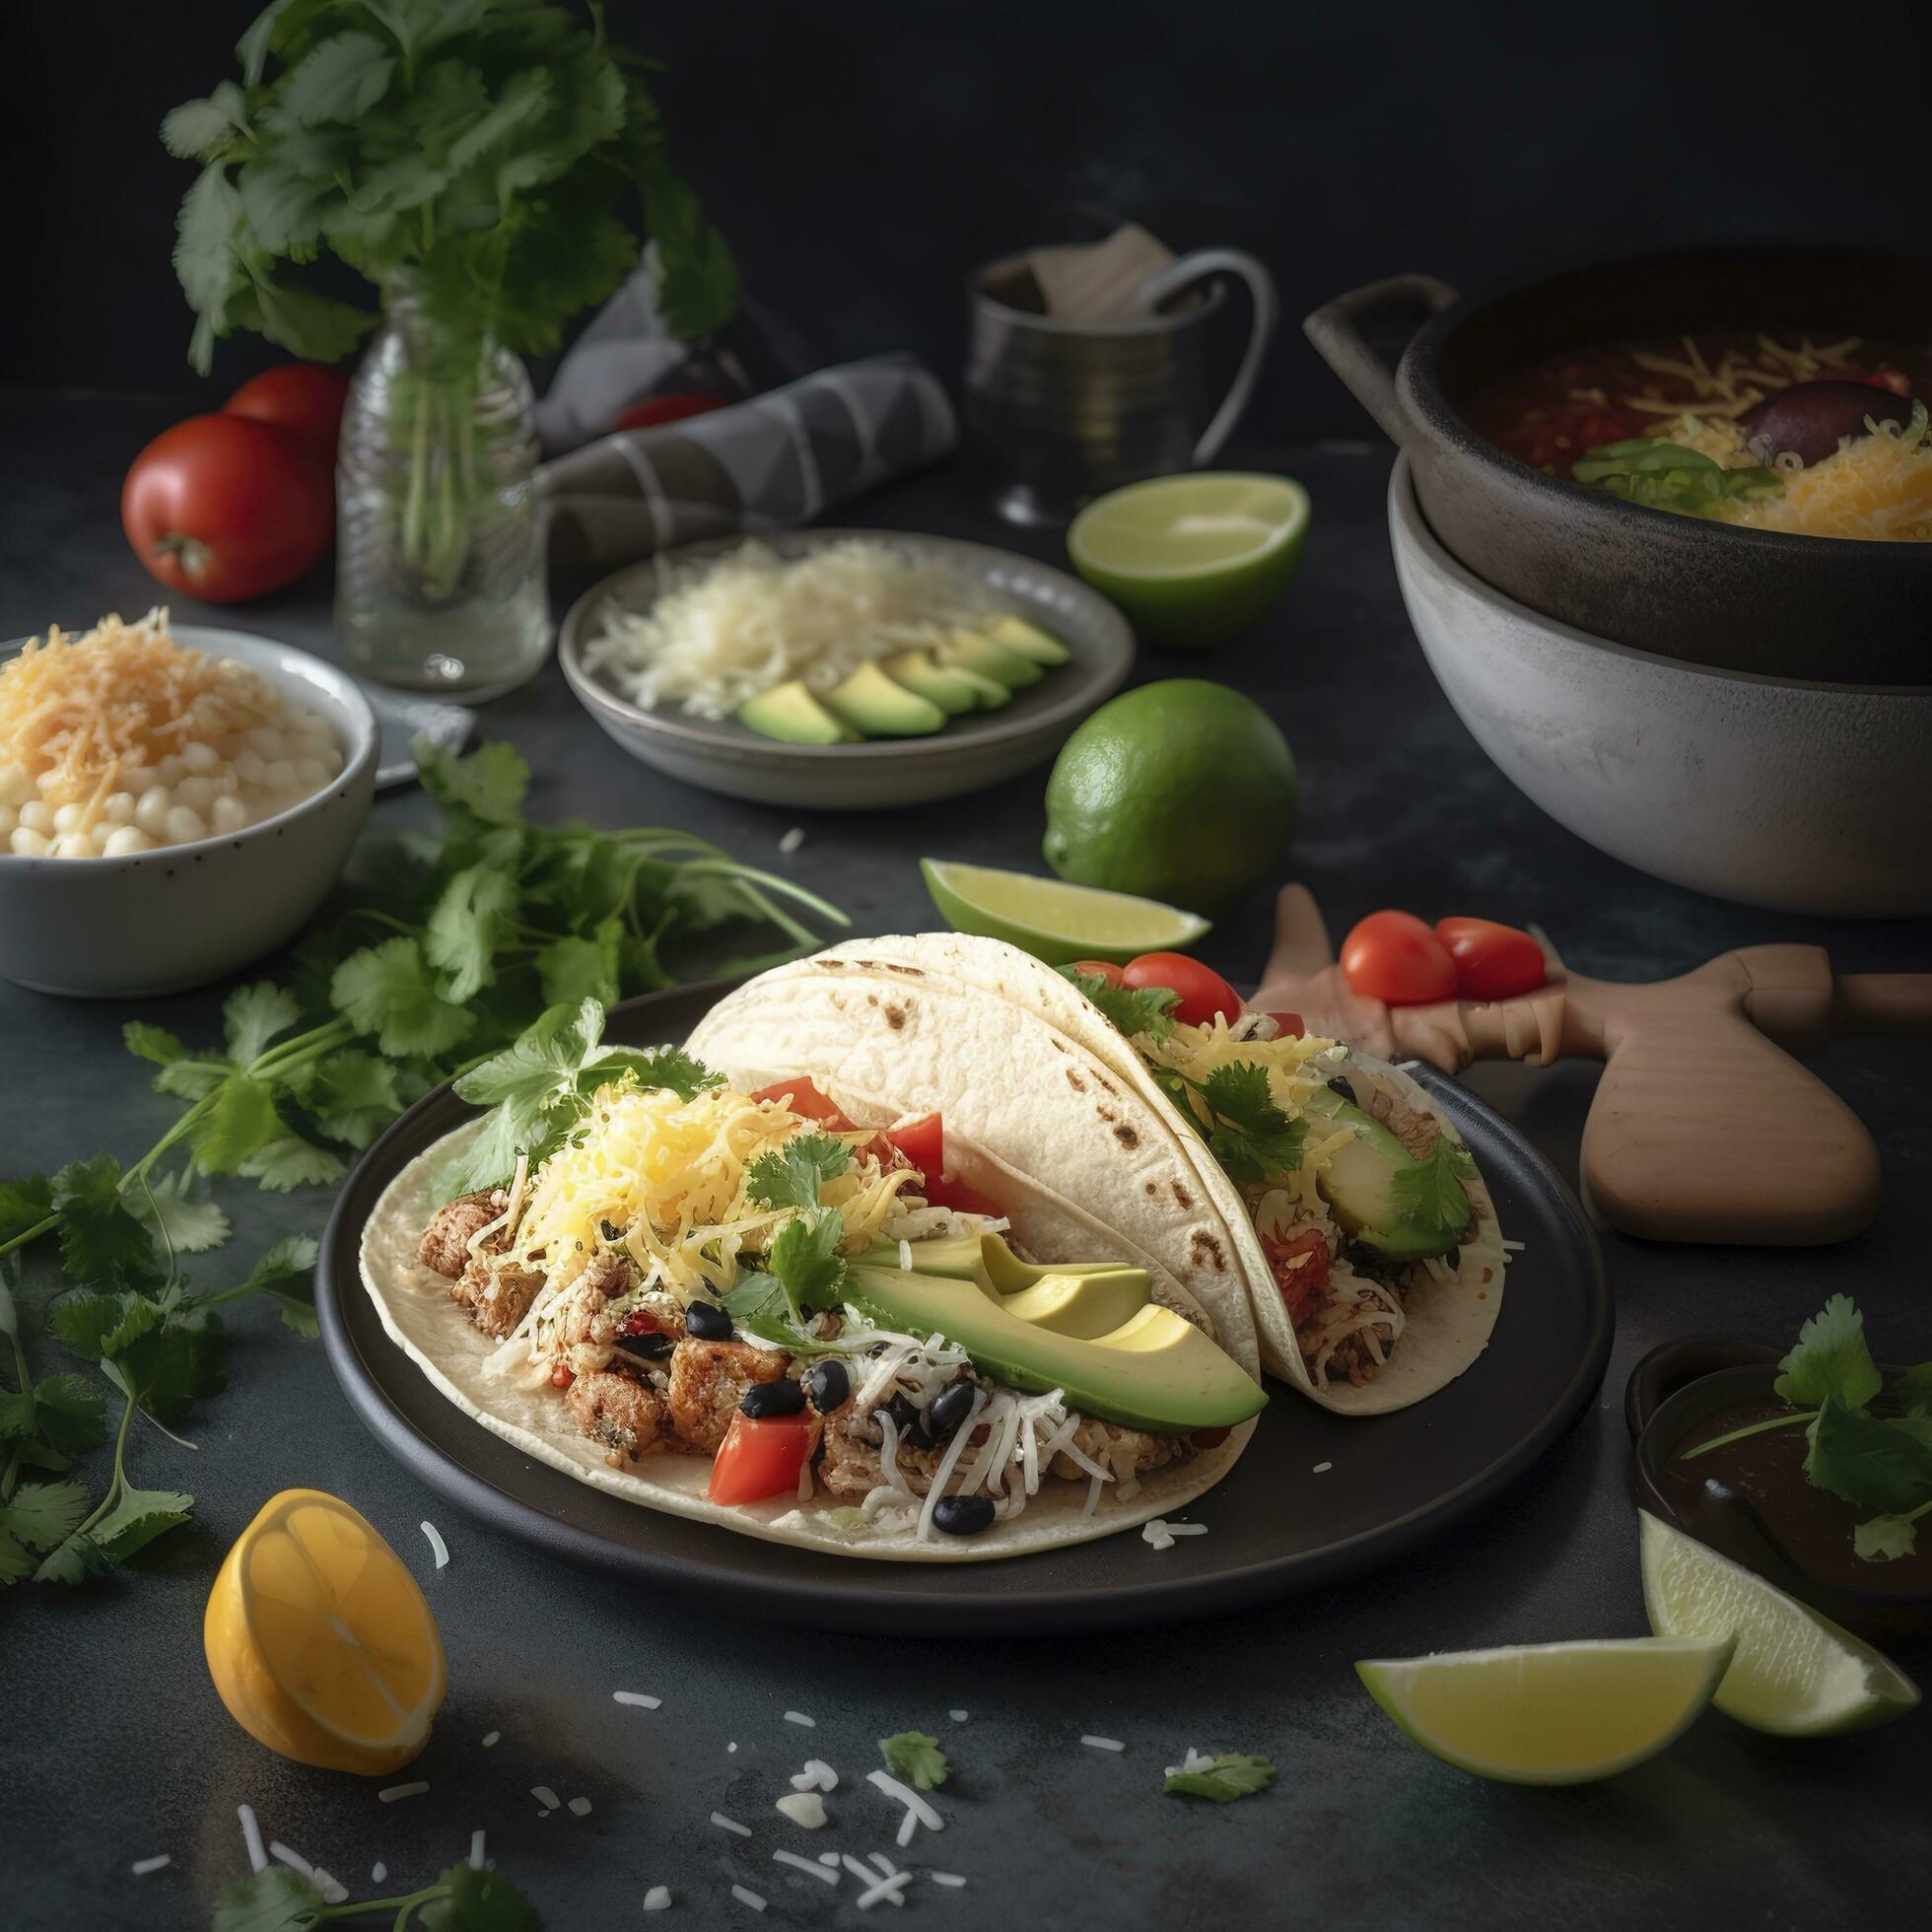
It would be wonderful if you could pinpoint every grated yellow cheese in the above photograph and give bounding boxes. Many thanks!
[0,608,290,807]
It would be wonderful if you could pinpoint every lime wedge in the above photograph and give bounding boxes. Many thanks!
[1639,1510,1920,1736]
[1067,473,1310,649]
[919,858,1209,965]
[1356,1635,1734,1784]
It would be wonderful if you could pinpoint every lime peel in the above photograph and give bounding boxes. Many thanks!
[919,859,1209,966]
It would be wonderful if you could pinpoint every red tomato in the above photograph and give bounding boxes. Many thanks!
[225,363,351,455]
[1122,953,1242,1029]
[1263,1228,1331,1325]
[882,1112,943,1180]
[1339,911,1457,1006]
[1070,959,1126,986]
[1433,917,1548,1002]
[549,1363,575,1389]
[748,1077,855,1131]
[708,1411,818,1505]
[614,391,731,434]
[121,414,335,603]
[1265,1011,1305,1038]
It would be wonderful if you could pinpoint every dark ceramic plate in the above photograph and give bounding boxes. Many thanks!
[316,982,1612,1635]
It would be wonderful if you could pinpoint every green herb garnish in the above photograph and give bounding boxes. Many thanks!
[1682,1295,1932,1561]
[878,1732,949,1789]
[1387,1137,1476,1232]
[1162,1751,1276,1804]
[765,1213,850,1323]
[1573,438,1783,518]
[745,1136,854,1213]
[1057,967,1179,1046]
[212,1857,539,1931]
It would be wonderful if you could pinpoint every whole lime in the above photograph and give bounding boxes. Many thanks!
[1042,680,1297,913]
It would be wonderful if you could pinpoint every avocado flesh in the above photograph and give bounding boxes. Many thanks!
[949,662,1014,710]
[942,629,1044,690]
[999,1270,1152,1339]
[822,660,947,738]
[860,1232,1143,1304]
[986,614,1071,666]
[738,680,854,745]
[847,1265,1264,1433]
[1301,1089,1467,1262]
[881,650,981,716]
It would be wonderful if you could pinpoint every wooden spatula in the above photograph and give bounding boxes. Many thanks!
[1251,885,1932,1246]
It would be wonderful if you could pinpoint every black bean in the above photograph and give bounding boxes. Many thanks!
[740,1378,806,1418]
[879,1392,932,1447]
[1445,1245,1462,1271]
[1327,1076,1357,1106]
[928,1380,977,1438]
[803,1359,850,1413]
[598,1219,623,1242]
[932,1494,996,1536]
[684,1300,732,1341]
[613,1329,672,1361]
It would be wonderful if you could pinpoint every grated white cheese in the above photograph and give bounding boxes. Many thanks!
[532,1787,560,1812]
[614,1690,661,1709]
[379,1781,429,1803]
[372,1865,386,1884]
[731,1883,768,1912]
[469,1832,485,1871]
[712,1811,753,1837]
[568,1798,592,1818]
[791,1760,839,1792]
[238,1806,267,1876]
[866,1768,942,1833]
[774,1845,837,1880]
[932,1872,968,1888]
[1312,1461,1333,1474]
[948,1710,968,1722]
[1081,1735,1126,1753]
[853,1854,914,1910]
[775,1792,829,1829]
[419,1521,448,1569]
[130,1855,172,1877]
[481,1730,501,1748]
[784,1710,817,1728]
[778,826,804,855]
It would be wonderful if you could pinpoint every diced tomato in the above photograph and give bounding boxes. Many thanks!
[1191,1426,1232,1449]
[749,1077,855,1131]
[621,1309,664,1337]
[1433,917,1547,1002]
[549,1363,576,1389]
[882,1112,943,1180]
[708,1410,818,1505]
[1070,959,1126,986]
[918,1172,1008,1217]
[1265,1011,1305,1038]
[1263,1228,1331,1327]
[1340,911,1457,1006]
[1122,953,1242,1028]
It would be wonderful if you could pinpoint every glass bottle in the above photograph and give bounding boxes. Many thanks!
[335,274,550,697]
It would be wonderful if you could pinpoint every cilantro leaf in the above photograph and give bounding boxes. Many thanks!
[238,1138,346,1193]
[155,1056,235,1102]
[127,1171,233,1255]
[220,1235,321,1340]
[1059,967,1178,1045]
[1775,1295,1884,1412]
[225,982,304,1066]
[27,1375,106,1459]
[1388,1137,1476,1235]
[50,1156,160,1291]
[446,998,609,1197]
[878,1731,948,1789]
[0,1173,53,1244]
[89,1481,196,1562]
[426,862,521,1002]
[211,1864,326,1932]
[0,1481,91,1554]
[415,736,529,828]
[746,1135,853,1213]
[766,1210,848,1321]
[1805,1396,1932,1516]
[331,937,476,1059]
[1854,1513,1921,1562]
[189,1077,287,1175]
[416,1863,541,1932]
[296,1049,402,1149]
[535,923,622,1009]
[123,1021,188,1066]
[1162,1752,1276,1803]
[1201,1062,1306,1186]
[1892,1362,1932,1419]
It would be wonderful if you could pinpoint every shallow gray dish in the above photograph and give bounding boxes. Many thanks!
[558,528,1135,809]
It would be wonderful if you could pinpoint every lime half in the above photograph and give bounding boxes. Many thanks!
[1356,1635,1734,1784]
[919,859,1209,965]
[1639,1511,1919,1736]
[1068,473,1310,649]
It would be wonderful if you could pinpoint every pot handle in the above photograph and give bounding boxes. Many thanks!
[1302,273,1458,447]
[1134,248,1279,466]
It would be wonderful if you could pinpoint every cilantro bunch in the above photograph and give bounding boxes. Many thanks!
[164,0,735,372]
[1684,1295,1932,1560]
[0,738,843,1588]
[214,1859,538,1931]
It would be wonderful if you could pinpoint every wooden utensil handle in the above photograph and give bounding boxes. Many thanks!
[1833,974,1932,1039]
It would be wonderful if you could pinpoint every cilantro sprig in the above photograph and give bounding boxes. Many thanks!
[1162,1751,1276,1803]
[1139,1057,1305,1191]
[1387,1137,1476,1233]
[1058,967,1180,1046]
[878,1732,949,1789]
[745,1135,853,1213]
[1682,1295,1932,1560]
[213,1858,538,1931]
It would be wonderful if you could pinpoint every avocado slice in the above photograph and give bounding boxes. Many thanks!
[821,661,947,738]
[947,662,1015,711]
[847,1265,1264,1433]
[881,651,982,716]
[986,614,1071,667]
[737,680,855,745]
[862,1232,1142,1299]
[1000,1270,1151,1339]
[941,629,1044,690]
[1302,1089,1469,1262]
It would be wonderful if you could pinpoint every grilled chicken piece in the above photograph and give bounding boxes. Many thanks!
[1050,1417,1184,1484]
[450,1255,543,1341]
[418,1191,504,1277]
[814,1405,947,1499]
[567,1368,667,1467]
[666,1339,789,1453]
[555,1254,640,1350]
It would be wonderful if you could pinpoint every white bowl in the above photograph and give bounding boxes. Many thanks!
[0,625,378,996]
[1389,455,1932,917]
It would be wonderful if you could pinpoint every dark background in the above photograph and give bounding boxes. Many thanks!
[9,0,1924,426]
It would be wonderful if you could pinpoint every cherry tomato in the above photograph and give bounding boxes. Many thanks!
[1433,917,1548,1002]
[614,391,731,434]
[1339,911,1457,1006]
[121,414,334,604]
[549,1362,575,1389]
[1265,1011,1305,1038]
[225,363,351,455]
[1122,953,1242,1029]
[708,1410,818,1505]
[748,1077,855,1132]
[1069,959,1126,986]
[1263,1228,1331,1326]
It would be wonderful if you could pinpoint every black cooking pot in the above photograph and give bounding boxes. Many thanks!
[1305,246,1932,684]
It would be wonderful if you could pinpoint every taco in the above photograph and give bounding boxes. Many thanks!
[730,935,1509,1414]
[358,992,1266,1562]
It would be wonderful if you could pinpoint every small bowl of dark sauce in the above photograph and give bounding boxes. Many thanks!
[1627,1337,1932,1639]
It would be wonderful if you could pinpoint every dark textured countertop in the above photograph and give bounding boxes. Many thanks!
[3,388,1927,1931]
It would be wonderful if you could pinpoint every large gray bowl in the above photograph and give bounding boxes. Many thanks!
[1389,456,1932,917]
[0,625,377,997]
[559,529,1135,809]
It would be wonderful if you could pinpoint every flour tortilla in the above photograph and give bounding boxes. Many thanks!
[748,935,1508,1414]
[359,1121,1253,1564]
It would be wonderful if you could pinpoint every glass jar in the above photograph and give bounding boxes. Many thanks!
[335,277,550,697]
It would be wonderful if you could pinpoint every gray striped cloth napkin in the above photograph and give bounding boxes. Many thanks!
[540,354,958,573]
